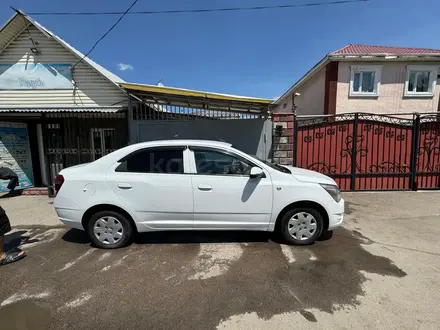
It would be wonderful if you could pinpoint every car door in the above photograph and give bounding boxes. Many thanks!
[189,146,273,230]
[106,146,194,230]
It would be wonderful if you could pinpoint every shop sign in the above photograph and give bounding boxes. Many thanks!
[0,63,73,89]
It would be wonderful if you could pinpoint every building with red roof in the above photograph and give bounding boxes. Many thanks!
[275,44,440,115]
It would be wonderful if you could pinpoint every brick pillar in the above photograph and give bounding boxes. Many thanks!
[272,112,294,165]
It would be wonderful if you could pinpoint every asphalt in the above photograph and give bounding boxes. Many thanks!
[0,192,440,330]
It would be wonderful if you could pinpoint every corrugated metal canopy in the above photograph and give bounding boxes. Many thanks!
[120,83,273,113]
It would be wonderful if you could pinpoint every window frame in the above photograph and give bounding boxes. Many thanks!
[115,146,188,174]
[404,65,438,97]
[349,65,383,97]
[188,146,263,177]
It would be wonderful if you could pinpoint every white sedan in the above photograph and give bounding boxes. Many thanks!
[53,140,344,249]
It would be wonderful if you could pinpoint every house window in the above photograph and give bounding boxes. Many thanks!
[350,65,382,97]
[405,65,438,97]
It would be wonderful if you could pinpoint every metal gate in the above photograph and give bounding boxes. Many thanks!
[417,114,440,189]
[294,112,440,191]
[43,111,128,186]
[132,102,272,160]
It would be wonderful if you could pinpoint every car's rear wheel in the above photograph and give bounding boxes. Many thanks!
[87,211,133,249]
[280,207,324,245]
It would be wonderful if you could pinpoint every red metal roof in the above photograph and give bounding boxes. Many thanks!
[330,44,440,55]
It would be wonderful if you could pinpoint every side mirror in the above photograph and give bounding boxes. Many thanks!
[250,167,264,178]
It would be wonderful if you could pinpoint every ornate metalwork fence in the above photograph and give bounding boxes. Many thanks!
[43,111,128,186]
[293,112,440,191]
[417,114,440,189]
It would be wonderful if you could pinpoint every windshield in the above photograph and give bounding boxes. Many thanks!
[256,157,292,174]
[231,146,292,174]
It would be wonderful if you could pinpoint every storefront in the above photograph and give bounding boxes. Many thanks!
[0,110,128,190]
[0,11,129,191]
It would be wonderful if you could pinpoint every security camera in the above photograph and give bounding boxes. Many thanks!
[294,92,301,96]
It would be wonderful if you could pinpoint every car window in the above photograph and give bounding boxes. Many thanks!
[193,149,253,176]
[116,147,184,174]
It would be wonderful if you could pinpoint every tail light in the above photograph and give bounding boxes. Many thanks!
[54,175,65,195]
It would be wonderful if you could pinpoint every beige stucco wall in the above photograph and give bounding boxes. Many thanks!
[274,67,326,115]
[336,61,440,114]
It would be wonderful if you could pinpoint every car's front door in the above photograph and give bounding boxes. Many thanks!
[189,147,273,230]
[106,146,193,230]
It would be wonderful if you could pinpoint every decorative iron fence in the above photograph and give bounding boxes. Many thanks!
[132,102,264,121]
[417,114,440,189]
[293,112,440,191]
[43,111,128,186]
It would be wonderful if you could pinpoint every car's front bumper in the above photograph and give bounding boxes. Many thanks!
[327,198,344,230]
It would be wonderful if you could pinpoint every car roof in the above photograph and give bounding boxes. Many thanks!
[91,139,235,166]
[130,139,233,148]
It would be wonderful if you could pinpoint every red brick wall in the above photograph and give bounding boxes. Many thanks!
[324,61,338,115]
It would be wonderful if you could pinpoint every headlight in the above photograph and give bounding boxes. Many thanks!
[320,183,341,202]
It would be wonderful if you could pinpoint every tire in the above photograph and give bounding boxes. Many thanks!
[86,210,134,249]
[279,207,324,246]
[319,230,333,241]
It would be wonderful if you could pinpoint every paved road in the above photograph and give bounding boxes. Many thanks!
[1,192,440,329]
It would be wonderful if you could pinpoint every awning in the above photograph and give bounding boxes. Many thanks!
[120,83,273,105]
[120,83,274,113]
[0,107,124,113]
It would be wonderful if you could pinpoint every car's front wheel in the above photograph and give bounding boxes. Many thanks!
[87,211,134,249]
[279,207,324,245]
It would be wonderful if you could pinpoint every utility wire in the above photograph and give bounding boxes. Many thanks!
[28,0,369,16]
[71,0,138,70]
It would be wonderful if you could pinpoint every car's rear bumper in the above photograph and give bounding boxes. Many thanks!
[327,198,344,231]
[55,207,84,230]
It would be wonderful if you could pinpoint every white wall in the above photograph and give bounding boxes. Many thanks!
[336,61,440,114]
[0,26,126,107]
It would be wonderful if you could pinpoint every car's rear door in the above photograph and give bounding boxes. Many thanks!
[188,146,273,230]
[106,146,194,230]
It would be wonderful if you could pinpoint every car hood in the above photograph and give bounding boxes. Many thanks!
[281,166,336,185]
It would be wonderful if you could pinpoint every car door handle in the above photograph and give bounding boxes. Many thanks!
[117,183,132,190]
[197,184,212,191]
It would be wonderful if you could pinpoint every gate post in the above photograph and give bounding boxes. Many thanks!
[350,113,359,191]
[292,114,298,166]
[410,112,421,191]
[127,94,134,145]
[272,112,294,165]
[76,113,81,164]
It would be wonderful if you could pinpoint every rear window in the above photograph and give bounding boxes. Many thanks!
[116,147,184,174]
